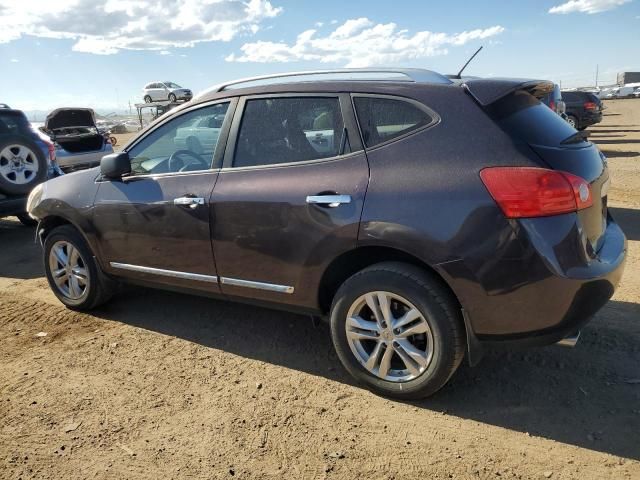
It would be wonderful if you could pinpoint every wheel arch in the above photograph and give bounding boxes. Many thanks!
[318,245,462,315]
[318,245,482,366]
[37,214,102,266]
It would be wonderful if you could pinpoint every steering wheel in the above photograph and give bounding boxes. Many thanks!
[168,149,208,172]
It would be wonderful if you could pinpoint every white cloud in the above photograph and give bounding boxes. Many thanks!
[0,0,282,54]
[549,0,631,14]
[226,18,504,67]
[10,58,19,62]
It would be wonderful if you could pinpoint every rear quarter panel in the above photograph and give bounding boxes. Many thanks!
[357,85,547,334]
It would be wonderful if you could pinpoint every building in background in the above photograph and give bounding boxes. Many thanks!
[617,72,640,85]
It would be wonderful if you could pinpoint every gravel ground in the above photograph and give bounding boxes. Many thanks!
[1,99,639,479]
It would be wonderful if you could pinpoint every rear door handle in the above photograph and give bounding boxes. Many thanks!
[306,194,352,208]
[174,196,205,209]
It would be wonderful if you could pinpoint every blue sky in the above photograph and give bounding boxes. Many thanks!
[0,0,638,116]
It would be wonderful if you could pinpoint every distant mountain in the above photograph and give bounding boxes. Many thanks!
[20,108,133,121]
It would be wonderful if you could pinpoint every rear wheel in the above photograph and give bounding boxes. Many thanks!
[144,95,152,103]
[566,115,578,129]
[43,225,115,310]
[0,135,47,195]
[330,262,465,399]
[169,93,177,102]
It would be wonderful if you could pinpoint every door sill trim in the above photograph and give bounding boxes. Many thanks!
[108,262,294,293]
[220,277,294,294]
[109,262,218,283]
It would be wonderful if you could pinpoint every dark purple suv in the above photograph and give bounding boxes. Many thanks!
[28,69,626,399]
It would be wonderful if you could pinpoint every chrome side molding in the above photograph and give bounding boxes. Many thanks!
[109,262,294,294]
[220,277,294,294]
[109,262,219,283]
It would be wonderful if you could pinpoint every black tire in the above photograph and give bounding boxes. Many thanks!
[566,115,578,129]
[0,135,47,195]
[16,213,37,227]
[168,93,177,103]
[43,225,115,310]
[144,95,152,103]
[330,262,465,400]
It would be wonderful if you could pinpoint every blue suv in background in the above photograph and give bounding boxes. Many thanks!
[0,105,63,225]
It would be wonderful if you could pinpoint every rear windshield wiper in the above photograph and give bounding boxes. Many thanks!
[560,130,590,145]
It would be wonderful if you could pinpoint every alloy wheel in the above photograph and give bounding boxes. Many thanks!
[345,291,434,382]
[48,241,90,300]
[0,144,39,184]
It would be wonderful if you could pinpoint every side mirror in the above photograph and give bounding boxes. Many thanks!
[100,152,131,179]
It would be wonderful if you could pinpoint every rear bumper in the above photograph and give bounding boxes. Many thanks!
[579,111,602,128]
[439,213,627,347]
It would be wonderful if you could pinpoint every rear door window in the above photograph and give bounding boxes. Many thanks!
[353,96,435,148]
[233,97,346,168]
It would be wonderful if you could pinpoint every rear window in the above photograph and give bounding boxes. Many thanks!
[354,96,434,148]
[562,91,599,104]
[0,111,31,136]
[488,90,581,146]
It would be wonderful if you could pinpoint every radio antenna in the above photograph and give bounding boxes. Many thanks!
[455,46,483,79]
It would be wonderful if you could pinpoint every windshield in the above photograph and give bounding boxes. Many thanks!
[164,82,182,89]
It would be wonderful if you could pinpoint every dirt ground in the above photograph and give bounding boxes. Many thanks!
[1,100,639,480]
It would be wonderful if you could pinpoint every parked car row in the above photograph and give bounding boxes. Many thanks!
[26,68,626,399]
[599,84,640,99]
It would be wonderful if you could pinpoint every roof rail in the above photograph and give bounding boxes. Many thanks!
[195,68,451,99]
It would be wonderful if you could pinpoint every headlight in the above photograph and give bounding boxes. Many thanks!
[26,183,45,218]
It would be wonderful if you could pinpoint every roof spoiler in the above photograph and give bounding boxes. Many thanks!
[462,78,555,107]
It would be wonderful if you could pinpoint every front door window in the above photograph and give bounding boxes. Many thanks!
[128,102,229,175]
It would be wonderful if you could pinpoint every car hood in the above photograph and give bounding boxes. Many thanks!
[45,108,97,130]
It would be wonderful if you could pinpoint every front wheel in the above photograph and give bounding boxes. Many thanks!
[168,93,177,102]
[330,262,465,399]
[43,225,114,310]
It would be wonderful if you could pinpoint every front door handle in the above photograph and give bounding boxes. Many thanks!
[174,196,205,209]
[306,194,352,208]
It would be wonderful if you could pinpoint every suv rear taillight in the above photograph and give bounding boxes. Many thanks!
[584,101,597,111]
[480,167,593,218]
[46,141,56,162]
[549,100,556,111]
